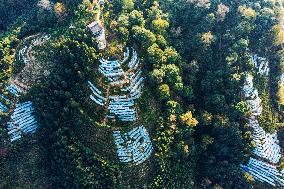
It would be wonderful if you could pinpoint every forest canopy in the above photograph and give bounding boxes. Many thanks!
[0,0,284,189]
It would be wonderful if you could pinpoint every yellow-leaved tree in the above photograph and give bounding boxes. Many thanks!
[180,111,198,127]
[54,2,67,22]
[278,84,284,105]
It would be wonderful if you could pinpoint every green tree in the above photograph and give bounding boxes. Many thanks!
[152,19,169,34]
[131,26,156,48]
[158,84,171,100]
[129,10,145,26]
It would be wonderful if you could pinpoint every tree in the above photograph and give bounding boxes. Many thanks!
[158,84,170,100]
[182,85,194,101]
[54,2,67,22]
[117,13,129,27]
[117,27,129,43]
[129,10,145,26]
[180,111,198,127]
[61,0,81,10]
[216,3,229,22]
[234,101,249,115]
[37,0,56,26]
[188,0,211,9]
[152,19,169,34]
[238,5,256,19]
[164,47,179,64]
[151,68,165,84]
[166,100,180,114]
[122,0,134,11]
[131,26,156,48]
[162,64,182,86]
[201,111,213,125]
[201,135,214,150]
[147,43,165,65]
[201,31,214,46]
[38,0,53,10]
[0,0,38,31]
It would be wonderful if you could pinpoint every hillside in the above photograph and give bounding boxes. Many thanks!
[0,0,284,189]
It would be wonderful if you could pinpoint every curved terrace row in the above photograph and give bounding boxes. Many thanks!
[241,74,284,187]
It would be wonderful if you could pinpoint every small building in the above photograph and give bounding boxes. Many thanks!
[87,21,103,36]
[87,21,107,50]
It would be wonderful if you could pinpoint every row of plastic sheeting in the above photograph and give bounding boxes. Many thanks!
[113,126,153,165]
[241,74,283,187]
[6,101,38,142]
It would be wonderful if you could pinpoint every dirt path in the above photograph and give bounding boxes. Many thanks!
[96,1,101,21]
[102,85,111,124]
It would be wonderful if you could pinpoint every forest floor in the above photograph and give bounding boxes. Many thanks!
[0,137,50,189]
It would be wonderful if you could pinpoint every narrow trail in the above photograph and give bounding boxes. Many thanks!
[90,0,101,21]
[96,0,101,21]
[102,85,110,124]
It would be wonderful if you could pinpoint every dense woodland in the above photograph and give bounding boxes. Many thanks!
[1,0,284,188]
